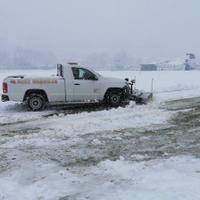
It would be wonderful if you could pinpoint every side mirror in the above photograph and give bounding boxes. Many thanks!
[85,73,98,80]
[92,75,98,80]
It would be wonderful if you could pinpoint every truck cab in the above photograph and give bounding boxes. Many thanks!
[58,63,128,102]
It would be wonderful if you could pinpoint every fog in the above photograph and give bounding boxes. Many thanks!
[0,0,200,67]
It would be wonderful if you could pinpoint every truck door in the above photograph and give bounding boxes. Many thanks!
[71,67,100,102]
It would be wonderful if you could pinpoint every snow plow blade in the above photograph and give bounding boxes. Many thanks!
[130,90,153,104]
[127,78,154,104]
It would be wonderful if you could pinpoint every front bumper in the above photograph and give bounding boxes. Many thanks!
[1,94,10,102]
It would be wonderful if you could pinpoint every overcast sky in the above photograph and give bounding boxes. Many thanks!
[0,0,200,62]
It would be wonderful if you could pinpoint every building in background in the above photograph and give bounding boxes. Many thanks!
[140,64,158,71]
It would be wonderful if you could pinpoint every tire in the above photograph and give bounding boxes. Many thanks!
[108,92,121,107]
[27,93,46,111]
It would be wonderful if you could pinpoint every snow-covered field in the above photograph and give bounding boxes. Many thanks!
[1,69,200,200]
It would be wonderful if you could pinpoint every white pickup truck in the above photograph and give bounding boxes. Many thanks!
[2,63,130,111]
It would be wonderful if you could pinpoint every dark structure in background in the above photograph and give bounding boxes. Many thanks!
[186,53,195,59]
[185,59,191,71]
[141,64,158,71]
[185,53,196,71]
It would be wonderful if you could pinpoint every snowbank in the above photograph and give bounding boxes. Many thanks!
[42,103,172,138]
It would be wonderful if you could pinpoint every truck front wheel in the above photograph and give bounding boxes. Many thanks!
[107,93,121,107]
[27,94,46,111]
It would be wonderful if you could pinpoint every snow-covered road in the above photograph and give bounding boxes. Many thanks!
[1,70,200,200]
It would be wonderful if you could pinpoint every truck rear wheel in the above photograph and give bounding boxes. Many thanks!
[107,92,121,107]
[27,94,46,111]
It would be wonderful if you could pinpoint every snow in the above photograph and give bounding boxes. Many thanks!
[1,69,200,200]
[0,156,200,200]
